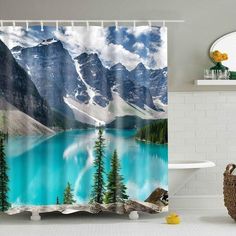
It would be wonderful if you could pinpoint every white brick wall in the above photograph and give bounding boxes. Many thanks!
[169,91,236,196]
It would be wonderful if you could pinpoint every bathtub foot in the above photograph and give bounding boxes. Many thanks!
[30,212,41,221]
[129,211,139,220]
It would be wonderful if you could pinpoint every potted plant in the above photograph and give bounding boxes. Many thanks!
[210,50,229,71]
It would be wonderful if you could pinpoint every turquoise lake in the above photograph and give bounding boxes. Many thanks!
[6,129,168,206]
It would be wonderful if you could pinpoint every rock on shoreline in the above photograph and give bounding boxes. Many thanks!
[6,188,168,215]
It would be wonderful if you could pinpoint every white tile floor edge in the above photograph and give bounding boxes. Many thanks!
[0,209,235,236]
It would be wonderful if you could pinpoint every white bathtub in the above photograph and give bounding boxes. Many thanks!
[168,160,215,196]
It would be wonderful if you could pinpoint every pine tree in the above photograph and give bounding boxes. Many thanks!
[90,129,106,203]
[0,135,10,211]
[56,196,60,205]
[105,150,128,204]
[63,182,76,204]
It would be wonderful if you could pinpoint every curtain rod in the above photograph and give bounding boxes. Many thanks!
[0,19,185,27]
[0,20,184,23]
[0,20,185,30]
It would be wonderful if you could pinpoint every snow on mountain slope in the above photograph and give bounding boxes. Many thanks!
[64,92,164,126]
[153,97,168,119]
[64,97,105,126]
[74,53,111,107]
[74,61,96,105]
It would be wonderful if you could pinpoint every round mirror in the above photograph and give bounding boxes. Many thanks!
[210,32,236,71]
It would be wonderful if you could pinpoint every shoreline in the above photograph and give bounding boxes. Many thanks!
[6,199,168,215]
[135,137,168,145]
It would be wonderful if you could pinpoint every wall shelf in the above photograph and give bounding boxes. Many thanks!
[194,80,236,86]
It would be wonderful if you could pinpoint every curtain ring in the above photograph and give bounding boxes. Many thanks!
[101,20,104,28]
[41,21,44,31]
[71,21,74,30]
[13,21,16,29]
[0,20,3,30]
[26,21,29,31]
[115,21,118,30]
[148,20,152,28]
[56,21,59,31]
[86,21,89,30]
[133,20,136,31]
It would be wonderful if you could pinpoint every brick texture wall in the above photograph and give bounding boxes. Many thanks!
[169,92,236,196]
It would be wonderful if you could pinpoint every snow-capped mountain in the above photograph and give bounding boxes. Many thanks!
[0,39,51,126]
[107,63,158,111]
[12,39,89,117]
[0,39,88,131]
[130,63,167,104]
[75,52,166,111]
[74,53,111,107]
[11,39,167,126]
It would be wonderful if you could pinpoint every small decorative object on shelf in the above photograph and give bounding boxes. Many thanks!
[210,50,229,72]
[203,50,230,80]
[204,69,216,80]
[204,69,230,80]
[229,71,236,80]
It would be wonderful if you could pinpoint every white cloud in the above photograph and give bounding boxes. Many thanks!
[147,26,167,69]
[133,42,145,50]
[54,26,142,70]
[0,25,167,70]
[0,26,40,49]
[128,26,167,69]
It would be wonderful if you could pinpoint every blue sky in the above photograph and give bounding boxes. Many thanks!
[106,26,162,57]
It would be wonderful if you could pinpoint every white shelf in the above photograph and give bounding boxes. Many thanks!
[194,80,236,85]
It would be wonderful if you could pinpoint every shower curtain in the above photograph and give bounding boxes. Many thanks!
[0,25,168,215]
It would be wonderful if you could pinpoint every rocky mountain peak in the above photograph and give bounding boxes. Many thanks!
[134,62,146,71]
[11,45,24,53]
[110,63,127,71]
[75,52,102,67]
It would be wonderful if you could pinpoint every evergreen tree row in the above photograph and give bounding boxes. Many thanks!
[135,119,168,144]
[90,129,129,204]
[0,133,11,212]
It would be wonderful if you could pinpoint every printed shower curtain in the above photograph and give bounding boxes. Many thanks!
[0,25,168,215]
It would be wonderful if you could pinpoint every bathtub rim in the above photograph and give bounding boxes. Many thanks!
[168,160,215,170]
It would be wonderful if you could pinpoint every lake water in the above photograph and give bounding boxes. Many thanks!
[6,129,168,206]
